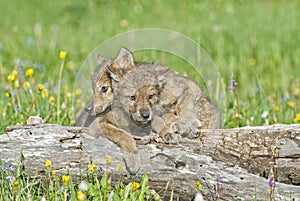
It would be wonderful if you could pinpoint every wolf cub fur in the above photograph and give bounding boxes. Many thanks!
[75,48,221,173]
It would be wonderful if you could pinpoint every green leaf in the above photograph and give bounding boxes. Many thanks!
[123,182,132,201]
[100,173,107,189]
[138,173,149,201]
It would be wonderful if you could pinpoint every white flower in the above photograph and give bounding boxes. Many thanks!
[261,111,269,119]
[78,181,88,192]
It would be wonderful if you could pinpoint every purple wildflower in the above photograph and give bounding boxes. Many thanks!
[269,177,275,188]
[214,176,223,198]
[228,75,238,91]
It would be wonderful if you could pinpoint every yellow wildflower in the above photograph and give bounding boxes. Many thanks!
[76,99,83,107]
[14,79,20,88]
[66,93,72,99]
[233,112,240,119]
[120,19,128,28]
[75,89,82,96]
[293,87,300,95]
[25,68,34,77]
[5,92,11,98]
[13,179,19,191]
[131,182,140,191]
[59,51,67,60]
[117,164,124,173]
[63,84,68,90]
[194,181,202,191]
[13,179,19,186]
[88,163,96,172]
[106,156,112,166]
[49,96,55,103]
[23,81,30,89]
[41,88,49,98]
[77,190,86,201]
[272,101,279,112]
[52,171,57,177]
[287,101,296,108]
[12,70,18,76]
[7,74,15,82]
[66,61,74,70]
[294,113,300,123]
[45,160,52,169]
[38,84,45,91]
[249,58,257,66]
[62,175,70,186]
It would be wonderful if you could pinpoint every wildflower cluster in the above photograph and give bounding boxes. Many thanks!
[294,113,300,123]
[227,75,238,91]
[3,157,162,201]
[0,52,82,130]
[214,176,223,199]
[228,74,241,127]
[194,174,223,200]
[0,158,16,181]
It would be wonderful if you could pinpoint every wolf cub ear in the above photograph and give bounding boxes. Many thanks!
[108,48,135,82]
[114,48,134,69]
[97,55,107,64]
[157,68,172,89]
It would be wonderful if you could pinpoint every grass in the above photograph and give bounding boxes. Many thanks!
[0,0,300,130]
[0,155,165,201]
[0,0,299,200]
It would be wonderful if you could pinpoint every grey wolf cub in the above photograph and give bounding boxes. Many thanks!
[76,48,141,174]
[76,48,221,172]
[75,56,113,127]
[111,54,221,144]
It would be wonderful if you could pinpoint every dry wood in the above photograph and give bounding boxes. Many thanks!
[1,124,299,200]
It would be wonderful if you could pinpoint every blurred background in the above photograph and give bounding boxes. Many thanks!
[0,0,299,131]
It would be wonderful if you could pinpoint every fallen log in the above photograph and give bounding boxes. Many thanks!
[1,124,299,200]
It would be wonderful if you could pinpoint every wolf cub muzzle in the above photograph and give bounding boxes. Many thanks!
[116,68,161,128]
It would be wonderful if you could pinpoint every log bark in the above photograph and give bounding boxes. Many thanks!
[1,124,300,200]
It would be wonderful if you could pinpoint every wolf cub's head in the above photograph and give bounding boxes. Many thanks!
[92,58,113,115]
[92,48,134,115]
[115,67,164,127]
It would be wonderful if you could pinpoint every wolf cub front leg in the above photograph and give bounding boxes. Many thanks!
[99,122,140,174]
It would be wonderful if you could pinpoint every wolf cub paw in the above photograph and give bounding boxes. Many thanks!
[124,152,141,175]
[161,132,182,144]
[187,119,202,139]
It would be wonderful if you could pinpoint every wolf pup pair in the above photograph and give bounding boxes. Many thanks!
[75,48,221,174]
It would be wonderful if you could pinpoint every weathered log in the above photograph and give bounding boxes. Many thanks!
[1,124,300,200]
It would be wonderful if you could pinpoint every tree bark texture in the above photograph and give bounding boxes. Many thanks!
[1,124,299,200]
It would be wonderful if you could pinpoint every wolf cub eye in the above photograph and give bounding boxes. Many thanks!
[148,94,154,100]
[129,95,136,101]
[101,86,108,93]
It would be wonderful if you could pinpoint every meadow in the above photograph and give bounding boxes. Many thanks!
[0,0,300,200]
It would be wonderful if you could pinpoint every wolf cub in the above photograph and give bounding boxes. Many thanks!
[75,48,221,172]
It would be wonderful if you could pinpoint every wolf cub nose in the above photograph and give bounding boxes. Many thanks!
[140,110,150,120]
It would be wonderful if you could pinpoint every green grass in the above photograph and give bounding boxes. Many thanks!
[0,155,165,201]
[0,1,299,199]
[0,0,300,131]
